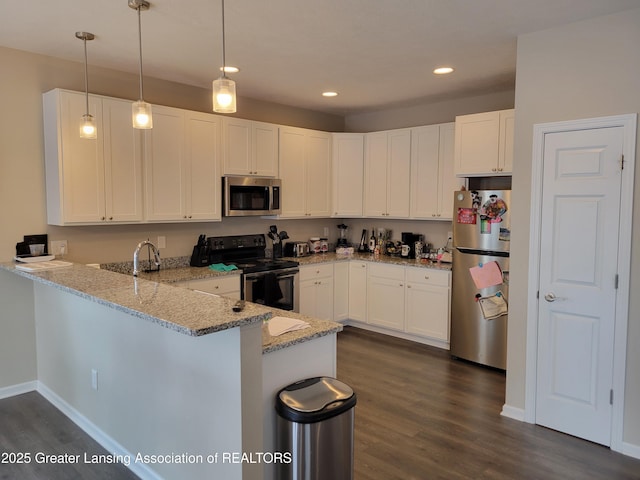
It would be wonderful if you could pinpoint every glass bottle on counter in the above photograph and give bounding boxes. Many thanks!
[368,228,376,252]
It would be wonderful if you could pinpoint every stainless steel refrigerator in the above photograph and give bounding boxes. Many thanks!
[450,190,511,370]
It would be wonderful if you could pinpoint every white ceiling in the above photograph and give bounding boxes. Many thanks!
[1,0,639,116]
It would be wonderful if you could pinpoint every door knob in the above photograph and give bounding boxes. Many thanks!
[544,292,557,302]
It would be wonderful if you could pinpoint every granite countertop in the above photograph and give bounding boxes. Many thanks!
[0,262,268,337]
[286,251,453,271]
[1,259,342,353]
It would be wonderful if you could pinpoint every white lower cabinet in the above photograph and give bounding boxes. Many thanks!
[366,263,405,331]
[176,275,241,299]
[348,261,368,322]
[333,262,350,322]
[405,267,450,342]
[299,264,334,321]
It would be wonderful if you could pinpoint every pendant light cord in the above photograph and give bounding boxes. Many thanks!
[83,37,90,115]
[221,0,227,79]
[137,5,144,100]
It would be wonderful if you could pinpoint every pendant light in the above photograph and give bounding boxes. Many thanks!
[129,0,153,129]
[212,0,236,113]
[76,32,97,139]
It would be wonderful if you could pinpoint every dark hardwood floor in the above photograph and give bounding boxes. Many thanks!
[337,326,640,480]
[0,391,138,480]
[1,326,639,479]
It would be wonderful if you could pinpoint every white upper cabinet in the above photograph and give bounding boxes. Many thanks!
[222,117,278,177]
[410,122,459,220]
[454,109,514,176]
[144,106,221,222]
[43,89,143,225]
[332,133,364,217]
[279,126,332,218]
[364,128,411,218]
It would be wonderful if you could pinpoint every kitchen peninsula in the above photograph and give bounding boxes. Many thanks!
[0,262,341,480]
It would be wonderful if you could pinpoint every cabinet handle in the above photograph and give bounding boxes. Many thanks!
[215,286,219,289]
[492,167,497,172]
[109,216,113,220]
[425,275,430,280]
[407,285,412,288]
[498,167,503,172]
[188,215,192,219]
[101,216,105,221]
[399,283,403,287]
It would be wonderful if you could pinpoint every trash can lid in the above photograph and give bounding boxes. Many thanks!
[276,376,356,423]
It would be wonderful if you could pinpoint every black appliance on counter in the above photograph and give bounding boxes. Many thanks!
[194,234,300,312]
[401,232,423,259]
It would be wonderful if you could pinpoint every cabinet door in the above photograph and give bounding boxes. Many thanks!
[222,117,252,175]
[305,131,331,217]
[386,129,411,218]
[253,121,279,177]
[222,118,278,177]
[410,125,440,219]
[333,262,349,322]
[188,276,240,299]
[144,106,186,221]
[437,123,457,219]
[454,111,500,176]
[405,268,450,341]
[299,278,317,317]
[348,261,367,322]
[185,111,221,221]
[364,132,389,218]
[315,276,335,321]
[332,133,364,217]
[103,97,143,222]
[53,90,106,224]
[279,127,307,217]
[498,109,515,174]
[367,263,405,331]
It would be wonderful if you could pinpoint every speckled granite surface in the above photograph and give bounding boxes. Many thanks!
[0,262,269,337]
[284,251,453,271]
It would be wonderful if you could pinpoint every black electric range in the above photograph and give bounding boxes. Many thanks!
[206,234,299,273]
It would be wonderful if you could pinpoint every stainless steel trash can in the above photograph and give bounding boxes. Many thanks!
[276,376,357,480]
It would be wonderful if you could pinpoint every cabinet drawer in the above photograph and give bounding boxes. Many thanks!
[300,263,333,281]
[188,275,240,294]
[405,268,450,287]
[367,262,405,281]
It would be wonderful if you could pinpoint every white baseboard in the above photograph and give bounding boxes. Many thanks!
[500,403,526,422]
[37,382,162,480]
[0,381,37,400]
[622,441,640,460]
[343,320,450,350]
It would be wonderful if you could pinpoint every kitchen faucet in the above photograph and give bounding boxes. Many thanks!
[133,240,161,276]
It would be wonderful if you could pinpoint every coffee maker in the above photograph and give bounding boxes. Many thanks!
[401,232,423,259]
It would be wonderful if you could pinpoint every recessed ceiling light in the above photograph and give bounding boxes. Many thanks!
[220,66,239,73]
[433,66,454,75]
[322,91,338,97]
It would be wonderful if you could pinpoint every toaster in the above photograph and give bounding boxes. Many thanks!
[284,241,310,257]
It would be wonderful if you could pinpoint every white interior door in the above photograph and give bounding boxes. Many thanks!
[536,126,624,446]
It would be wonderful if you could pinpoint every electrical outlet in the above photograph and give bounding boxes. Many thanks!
[91,369,98,391]
[51,240,68,256]
[157,236,166,249]
[447,231,453,240]
[323,227,329,237]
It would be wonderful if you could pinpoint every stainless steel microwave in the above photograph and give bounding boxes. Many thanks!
[223,176,282,216]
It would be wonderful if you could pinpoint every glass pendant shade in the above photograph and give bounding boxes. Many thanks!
[212,77,236,113]
[80,113,97,139]
[132,100,153,129]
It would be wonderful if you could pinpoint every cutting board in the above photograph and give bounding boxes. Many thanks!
[15,260,73,272]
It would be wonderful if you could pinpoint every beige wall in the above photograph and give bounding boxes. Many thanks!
[507,8,640,446]
[344,89,515,133]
